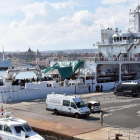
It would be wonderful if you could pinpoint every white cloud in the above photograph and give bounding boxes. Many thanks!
[0,0,139,51]
[10,22,18,28]
[101,0,138,5]
[22,2,44,19]
[0,0,22,16]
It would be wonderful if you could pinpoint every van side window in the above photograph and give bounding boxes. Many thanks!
[71,102,76,109]
[63,100,70,106]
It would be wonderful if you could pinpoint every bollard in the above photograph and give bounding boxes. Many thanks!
[115,134,123,140]
[129,130,130,140]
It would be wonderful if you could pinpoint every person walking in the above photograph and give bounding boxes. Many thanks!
[99,110,104,126]
[37,77,39,84]
[88,85,91,93]
[32,76,35,82]
[97,85,100,92]
[101,84,103,92]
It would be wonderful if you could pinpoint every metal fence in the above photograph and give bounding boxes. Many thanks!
[108,129,140,140]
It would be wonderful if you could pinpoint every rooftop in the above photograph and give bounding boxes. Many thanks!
[0,117,27,126]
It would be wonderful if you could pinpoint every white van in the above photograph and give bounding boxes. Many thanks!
[46,93,90,118]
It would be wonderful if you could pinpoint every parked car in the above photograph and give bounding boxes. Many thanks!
[46,92,90,118]
[86,101,101,113]
[114,82,140,97]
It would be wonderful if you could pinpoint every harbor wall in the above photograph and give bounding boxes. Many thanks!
[0,79,138,102]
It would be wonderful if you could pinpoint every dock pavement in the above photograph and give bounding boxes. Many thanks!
[1,91,126,140]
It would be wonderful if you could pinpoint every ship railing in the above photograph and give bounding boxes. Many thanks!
[96,56,140,62]
[108,128,140,140]
[84,57,95,61]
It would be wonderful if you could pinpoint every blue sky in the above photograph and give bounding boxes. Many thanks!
[0,0,139,51]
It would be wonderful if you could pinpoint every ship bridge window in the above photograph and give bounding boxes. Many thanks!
[14,126,25,133]
[23,124,32,132]
[0,125,3,131]
[123,37,127,40]
[4,125,12,133]
[114,37,116,42]
[120,37,122,41]
[117,37,119,42]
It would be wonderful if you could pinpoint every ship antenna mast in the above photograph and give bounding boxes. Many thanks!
[113,12,116,27]
[2,46,5,61]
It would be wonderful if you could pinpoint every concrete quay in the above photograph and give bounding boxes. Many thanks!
[2,91,139,140]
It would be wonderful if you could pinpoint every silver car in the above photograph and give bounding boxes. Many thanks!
[86,101,101,113]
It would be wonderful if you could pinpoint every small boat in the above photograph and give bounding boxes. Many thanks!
[0,103,45,140]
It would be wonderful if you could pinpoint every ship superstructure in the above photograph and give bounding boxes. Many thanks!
[0,47,12,70]
[83,4,140,90]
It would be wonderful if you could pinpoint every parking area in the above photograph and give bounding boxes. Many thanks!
[4,91,140,139]
[7,91,140,128]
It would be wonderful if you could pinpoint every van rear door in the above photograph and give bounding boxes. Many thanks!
[62,100,71,115]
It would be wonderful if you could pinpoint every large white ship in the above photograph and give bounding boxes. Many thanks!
[0,5,140,102]
[0,48,12,70]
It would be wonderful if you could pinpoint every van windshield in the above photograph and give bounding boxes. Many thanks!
[75,101,86,108]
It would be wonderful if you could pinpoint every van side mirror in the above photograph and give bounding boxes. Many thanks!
[72,104,76,109]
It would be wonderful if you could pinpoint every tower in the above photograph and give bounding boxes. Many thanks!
[36,49,41,57]
[130,4,140,32]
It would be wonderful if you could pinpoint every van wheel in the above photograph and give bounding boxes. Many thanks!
[54,110,58,115]
[75,113,80,119]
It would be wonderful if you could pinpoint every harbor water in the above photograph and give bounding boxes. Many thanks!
[0,70,37,80]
